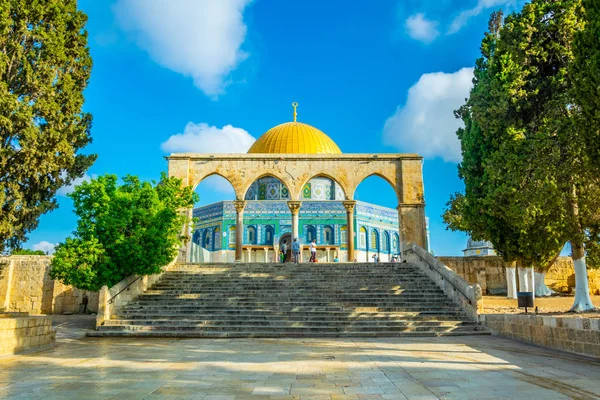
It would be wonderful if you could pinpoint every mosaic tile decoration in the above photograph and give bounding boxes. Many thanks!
[302,183,311,199]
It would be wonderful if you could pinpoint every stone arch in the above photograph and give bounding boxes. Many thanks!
[296,173,349,201]
[240,173,292,201]
[349,172,399,203]
[192,172,240,200]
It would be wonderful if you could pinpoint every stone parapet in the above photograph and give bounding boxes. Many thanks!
[404,243,482,321]
[96,257,178,328]
[438,256,600,295]
[0,314,55,357]
[481,314,600,359]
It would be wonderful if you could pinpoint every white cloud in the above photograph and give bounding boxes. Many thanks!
[405,13,439,43]
[161,122,256,153]
[382,67,474,163]
[58,173,95,196]
[32,241,56,255]
[113,0,252,97]
[448,0,515,34]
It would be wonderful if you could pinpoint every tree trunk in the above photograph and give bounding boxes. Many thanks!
[567,184,595,312]
[506,261,517,299]
[534,271,554,297]
[517,266,535,298]
[570,240,595,312]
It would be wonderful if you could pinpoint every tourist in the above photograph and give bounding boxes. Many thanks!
[292,238,300,263]
[372,254,379,263]
[309,239,317,262]
[333,256,339,262]
[280,240,287,263]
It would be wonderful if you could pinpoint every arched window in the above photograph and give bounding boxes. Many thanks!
[306,226,316,243]
[264,226,274,245]
[192,230,201,245]
[247,226,257,244]
[228,226,236,245]
[340,225,347,245]
[213,227,221,249]
[323,226,334,245]
[392,233,399,252]
[371,229,379,252]
[359,226,367,249]
[202,230,211,249]
[383,231,390,253]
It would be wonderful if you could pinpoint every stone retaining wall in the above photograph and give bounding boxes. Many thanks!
[0,256,98,314]
[480,314,600,358]
[439,256,600,295]
[0,314,55,357]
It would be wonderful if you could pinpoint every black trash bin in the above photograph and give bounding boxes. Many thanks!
[517,291,534,313]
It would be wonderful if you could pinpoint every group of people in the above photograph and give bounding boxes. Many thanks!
[279,238,319,263]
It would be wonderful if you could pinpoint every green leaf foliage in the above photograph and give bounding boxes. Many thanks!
[572,0,600,168]
[11,248,46,255]
[49,173,198,291]
[0,0,96,253]
[445,0,600,273]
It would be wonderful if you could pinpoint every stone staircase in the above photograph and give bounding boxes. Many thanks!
[89,262,489,338]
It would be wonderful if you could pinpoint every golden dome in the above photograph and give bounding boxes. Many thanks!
[247,103,341,154]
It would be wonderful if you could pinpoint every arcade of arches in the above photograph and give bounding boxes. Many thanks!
[167,106,427,263]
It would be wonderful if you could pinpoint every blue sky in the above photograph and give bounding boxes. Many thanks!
[24,0,527,256]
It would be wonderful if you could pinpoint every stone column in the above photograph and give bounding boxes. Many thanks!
[246,248,252,262]
[325,247,330,262]
[397,204,427,249]
[264,247,269,263]
[233,200,246,262]
[343,201,356,262]
[398,159,427,250]
[287,201,302,241]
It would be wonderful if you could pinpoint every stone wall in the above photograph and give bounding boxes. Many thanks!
[0,314,55,357]
[481,314,600,359]
[438,256,600,295]
[0,256,98,314]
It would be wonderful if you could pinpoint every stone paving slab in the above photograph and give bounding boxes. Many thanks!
[1,332,600,399]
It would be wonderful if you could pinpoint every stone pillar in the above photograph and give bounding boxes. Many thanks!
[246,248,252,262]
[1,259,14,311]
[273,244,279,263]
[398,159,427,250]
[264,247,269,263]
[287,201,302,241]
[233,200,246,262]
[343,201,356,262]
[325,247,330,262]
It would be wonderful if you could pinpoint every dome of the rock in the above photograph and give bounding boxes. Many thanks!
[247,103,341,154]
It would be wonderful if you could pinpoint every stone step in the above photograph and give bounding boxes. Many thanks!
[112,312,468,321]
[89,261,487,338]
[87,329,491,338]
[97,324,485,334]
[103,319,479,327]
[130,297,452,304]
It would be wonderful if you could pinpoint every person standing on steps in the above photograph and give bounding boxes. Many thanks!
[309,239,317,262]
[280,240,288,263]
[292,238,300,263]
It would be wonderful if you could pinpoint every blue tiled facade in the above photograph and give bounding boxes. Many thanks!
[192,200,400,260]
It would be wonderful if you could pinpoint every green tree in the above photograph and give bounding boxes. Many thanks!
[0,0,96,254]
[572,0,600,167]
[49,174,197,291]
[11,248,46,255]
[446,0,598,311]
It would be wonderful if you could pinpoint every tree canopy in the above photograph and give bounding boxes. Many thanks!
[49,174,197,291]
[11,248,46,255]
[0,0,96,254]
[444,0,599,311]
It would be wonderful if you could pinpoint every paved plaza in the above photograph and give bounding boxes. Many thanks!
[1,321,600,400]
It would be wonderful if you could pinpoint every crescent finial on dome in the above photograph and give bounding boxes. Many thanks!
[292,102,298,122]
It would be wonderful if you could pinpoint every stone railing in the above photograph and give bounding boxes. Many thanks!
[404,242,483,321]
[96,257,178,328]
